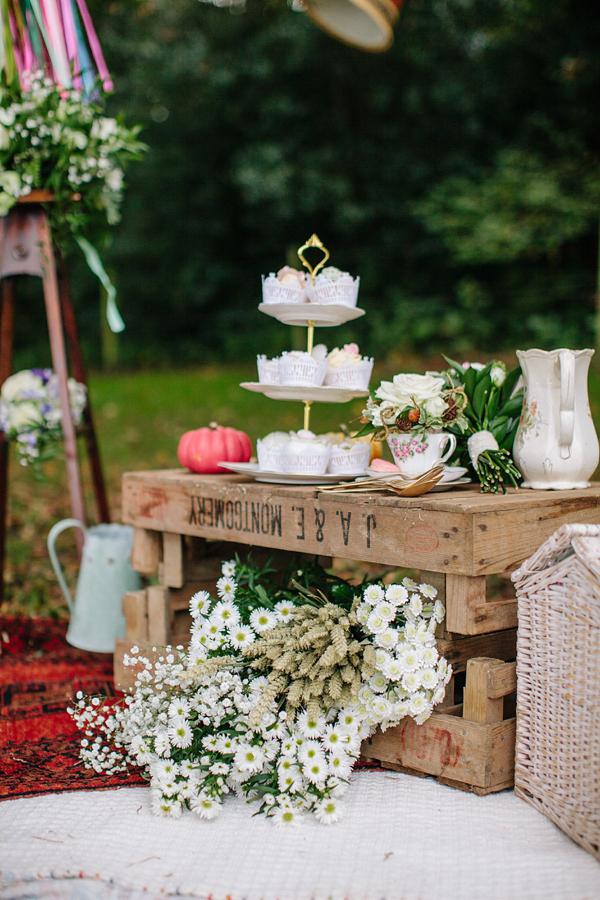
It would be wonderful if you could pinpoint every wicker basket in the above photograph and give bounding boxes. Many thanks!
[511,523,600,860]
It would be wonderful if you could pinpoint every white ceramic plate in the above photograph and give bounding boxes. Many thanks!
[240,382,369,403]
[218,461,366,485]
[428,477,472,491]
[258,302,366,328]
[365,465,469,484]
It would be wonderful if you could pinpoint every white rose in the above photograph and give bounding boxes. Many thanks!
[1,370,45,403]
[490,363,506,387]
[422,395,447,418]
[7,401,44,431]
[375,373,445,408]
[91,117,118,142]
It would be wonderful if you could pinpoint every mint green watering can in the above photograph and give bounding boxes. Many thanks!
[47,519,142,653]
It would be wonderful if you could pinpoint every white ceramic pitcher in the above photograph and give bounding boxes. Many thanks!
[47,519,142,652]
[513,348,599,489]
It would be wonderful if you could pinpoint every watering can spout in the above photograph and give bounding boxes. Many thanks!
[47,519,142,653]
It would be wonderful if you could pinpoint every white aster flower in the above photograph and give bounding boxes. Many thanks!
[151,793,182,818]
[302,755,329,784]
[314,797,345,825]
[421,645,439,666]
[385,583,409,605]
[375,647,392,669]
[168,697,190,719]
[371,696,392,718]
[409,693,433,719]
[408,593,423,616]
[228,624,255,649]
[216,575,237,599]
[209,761,230,775]
[355,601,371,625]
[369,672,388,694]
[398,645,422,673]
[375,628,399,650]
[189,590,211,617]
[211,599,240,627]
[321,725,347,751]
[374,600,396,622]
[153,730,170,757]
[366,610,388,634]
[402,671,421,693]
[296,709,326,738]
[272,805,303,826]
[433,599,446,623]
[363,584,385,605]
[250,607,278,633]
[275,600,296,621]
[191,793,222,820]
[420,667,439,689]
[419,582,438,599]
[327,751,353,779]
[402,577,418,591]
[168,718,193,749]
[221,559,236,577]
[234,743,266,773]
[382,656,403,681]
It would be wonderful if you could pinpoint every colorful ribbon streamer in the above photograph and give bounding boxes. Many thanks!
[0,0,112,96]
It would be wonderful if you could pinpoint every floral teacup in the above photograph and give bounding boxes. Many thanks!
[386,431,457,476]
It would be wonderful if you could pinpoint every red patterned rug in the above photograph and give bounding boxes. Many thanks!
[0,616,145,800]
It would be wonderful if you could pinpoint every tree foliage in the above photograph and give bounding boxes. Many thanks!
[15,0,599,369]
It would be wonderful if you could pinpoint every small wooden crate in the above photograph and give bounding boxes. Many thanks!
[118,470,600,790]
[363,657,517,795]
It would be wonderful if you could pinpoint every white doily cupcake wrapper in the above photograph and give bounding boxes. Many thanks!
[307,275,359,307]
[281,445,331,475]
[279,355,327,387]
[327,442,370,474]
[257,356,280,384]
[256,440,285,472]
[467,430,499,468]
[262,274,307,305]
[324,359,374,390]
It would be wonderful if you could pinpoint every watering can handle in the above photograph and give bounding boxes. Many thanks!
[47,518,87,613]
[559,350,575,460]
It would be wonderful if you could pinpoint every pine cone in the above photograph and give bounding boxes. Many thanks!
[394,416,413,432]
[442,398,458,422]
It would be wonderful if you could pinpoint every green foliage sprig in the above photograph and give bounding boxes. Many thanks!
[442,356,524,493]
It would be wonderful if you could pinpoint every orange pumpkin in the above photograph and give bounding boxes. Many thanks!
[177,423,252,474]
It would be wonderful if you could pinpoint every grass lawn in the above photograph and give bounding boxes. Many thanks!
[3,356,600,619]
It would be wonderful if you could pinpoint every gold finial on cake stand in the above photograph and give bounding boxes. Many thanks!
[297,234,330,432]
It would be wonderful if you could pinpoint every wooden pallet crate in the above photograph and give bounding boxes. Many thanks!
[121,471,600,637]
[362,657,517,795]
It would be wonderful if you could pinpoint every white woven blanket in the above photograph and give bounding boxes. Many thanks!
[1,773,598,900]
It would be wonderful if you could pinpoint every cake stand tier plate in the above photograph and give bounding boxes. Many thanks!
[240,383,369,403]
[218,461,367,485]
[258,302,365,327]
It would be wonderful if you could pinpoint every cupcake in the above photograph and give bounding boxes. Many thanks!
[279,349,328,387]
[262,266,307,305]
[281,430,331,475]
[256,431,291,472]
[308,265,360,307]
[327,439,371,474]
[323,343,374,390]
[257,354,280,384]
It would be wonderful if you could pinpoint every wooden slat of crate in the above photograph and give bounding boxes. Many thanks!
[122,471,600,577]
[362,658,517,794]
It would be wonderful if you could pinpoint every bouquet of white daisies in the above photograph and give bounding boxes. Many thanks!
[70,555,451,825]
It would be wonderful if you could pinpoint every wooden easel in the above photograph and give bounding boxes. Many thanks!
[0,191,110,603]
